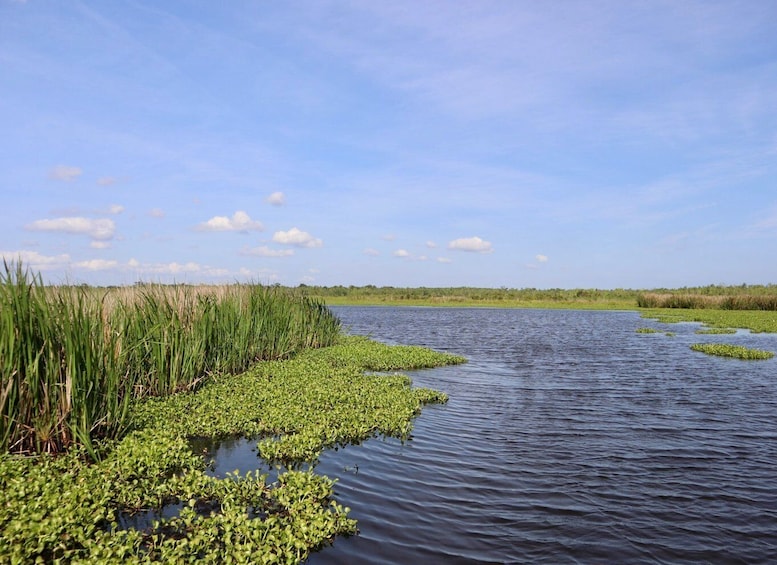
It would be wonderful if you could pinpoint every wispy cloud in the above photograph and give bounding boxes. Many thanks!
[0,250,71,270]
[105,204,124,214]
[393,249,410,258]
[49,165,82,182]
[267,191,286,206]
[448,236,493,254]
[74,259,118,270]
[25,217,115,241]
[526,254,549,270]
[363,248,380,256]
[240,245,295,258]
[272,227,322,248]
[196,211,263,232]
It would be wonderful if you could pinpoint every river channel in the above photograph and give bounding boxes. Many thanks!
[216,307,777,563]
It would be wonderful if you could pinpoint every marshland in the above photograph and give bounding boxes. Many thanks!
[3,262,777,563]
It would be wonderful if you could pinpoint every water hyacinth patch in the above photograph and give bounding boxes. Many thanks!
[0,335,464,563]
[131,336,461,465]
[690,343,774,360]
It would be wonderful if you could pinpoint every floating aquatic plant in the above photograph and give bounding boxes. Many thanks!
[0,334,464,562]
[690,343,774,360]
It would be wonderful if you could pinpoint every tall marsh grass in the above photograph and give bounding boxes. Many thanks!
[637,292,777,311]
[0,261,341,457]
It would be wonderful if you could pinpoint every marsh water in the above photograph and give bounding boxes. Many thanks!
[214,307,777,563]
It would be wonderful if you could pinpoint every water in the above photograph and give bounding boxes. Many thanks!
[219,307,777,563]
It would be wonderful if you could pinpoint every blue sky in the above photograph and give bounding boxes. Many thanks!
[2,1,776,288]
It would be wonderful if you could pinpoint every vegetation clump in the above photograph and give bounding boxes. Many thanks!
[690,343,774,360]
[636,327,660,334]
[0,334,464,563]
[637,289,777,311]
[641,309,777,334]
[0,261,340,457]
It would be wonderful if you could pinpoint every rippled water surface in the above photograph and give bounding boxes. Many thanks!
[224,307,777,563]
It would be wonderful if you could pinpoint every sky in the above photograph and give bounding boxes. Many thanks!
[2,1,776,289]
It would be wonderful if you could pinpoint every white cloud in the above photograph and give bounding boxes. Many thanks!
[272,227,323,248]
[536,254,549,263]
[144,261,202,274]
[0,250,70,270]
[363,248,380,256]
[197,211,263,232]
[74,259,118,271]
[382,234,396,241]
[240,245,295,257]
[437,257,452,263]
[149,208,165,218]
[426,241,438,248]
[90,241,111,249]
[97,176,117,186]
[393,249,411,258]
[25,217,116,240]
[447,236,494,253]
[267,191,286,206]
[49,165,82,181]
[107,204,124,214]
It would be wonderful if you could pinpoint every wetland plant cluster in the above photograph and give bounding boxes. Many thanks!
[0,261,340,457]
[637,292,777,311]
[0,328,464,562]
[639,311,776,360]
[690,343,774,360]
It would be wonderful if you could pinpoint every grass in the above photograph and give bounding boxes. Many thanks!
[305,284,777,312]
[1,261,341,458]
[640,308,777,334]
[305,285,640,309]
[690,343,774,360]
[0,335,465,563]
[638,292,777,310]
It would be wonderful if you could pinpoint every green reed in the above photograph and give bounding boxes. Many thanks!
[638,292,777,311]
[0,262,341,457]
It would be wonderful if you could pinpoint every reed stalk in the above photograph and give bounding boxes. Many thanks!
[0,261,341,457]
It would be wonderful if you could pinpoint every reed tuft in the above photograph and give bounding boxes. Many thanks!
[0,261,341,457]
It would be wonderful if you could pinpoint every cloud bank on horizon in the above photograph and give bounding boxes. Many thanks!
[1,1,776,288]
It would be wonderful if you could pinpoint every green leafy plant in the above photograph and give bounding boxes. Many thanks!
[1,331,464,562]
[690,343,774,360]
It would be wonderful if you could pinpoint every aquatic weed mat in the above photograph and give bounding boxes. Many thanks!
[0,336,464,564]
